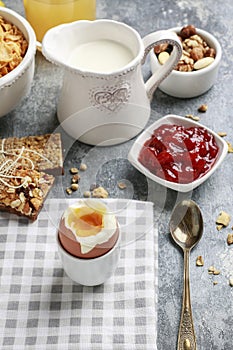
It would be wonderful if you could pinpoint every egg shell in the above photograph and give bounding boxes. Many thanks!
[58,218,120,259]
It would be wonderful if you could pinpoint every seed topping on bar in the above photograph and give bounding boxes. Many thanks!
[0,167,54,221]
[0,133,63,175]
[0,141,55,220]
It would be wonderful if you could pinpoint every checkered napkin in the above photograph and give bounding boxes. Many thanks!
[0,199,158,350]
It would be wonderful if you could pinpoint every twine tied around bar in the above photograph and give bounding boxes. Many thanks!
[0,139,53,189]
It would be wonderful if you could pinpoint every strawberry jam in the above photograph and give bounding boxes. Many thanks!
[138,124,219,184]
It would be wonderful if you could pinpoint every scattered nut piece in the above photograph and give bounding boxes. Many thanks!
[79,163,87,171]
[71,174,80,183]
[70,167,79,174]
[213,281,218,285]
[66,187,72,195]
[196,255,204,266]
[208,266,220,275]
[92,186,109,199]
[71,183,79,191]
[227,142,233,153]
[217,132,227,137]
[185,114,200,121]
[216,211,231,227]
[229,278,233,287]
[198,104,208,112]
[83,191,91,198]
[227,233,233,245]
[158,51,170,65]
[118,182,127,190]
[216,224,223,231]
[208,266,215,274]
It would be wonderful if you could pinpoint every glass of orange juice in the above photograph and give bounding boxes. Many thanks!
[23,0,96,43]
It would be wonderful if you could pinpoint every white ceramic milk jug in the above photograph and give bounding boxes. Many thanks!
[42,20,182,146]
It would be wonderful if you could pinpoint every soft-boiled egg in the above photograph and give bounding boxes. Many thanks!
[58,199,119,259]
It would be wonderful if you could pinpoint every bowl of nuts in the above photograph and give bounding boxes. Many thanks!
[150,25,222,98]
[0,7,36,117]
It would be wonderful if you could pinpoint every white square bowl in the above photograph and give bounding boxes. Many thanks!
[150,27,222,98]
[128,114,228,192]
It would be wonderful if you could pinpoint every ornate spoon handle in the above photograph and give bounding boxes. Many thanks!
[177,249,197,350]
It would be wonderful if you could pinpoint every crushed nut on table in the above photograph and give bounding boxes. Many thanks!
[229,278,233,287]
[71,174,80,183]
[208,266,220,275]
[227,233,233,245]
[217,132,227,137]
[227,142,233,153]
[92,186,109,199]
[66,187,73,195]
[198,104,208,112]
[196,255,204,266]
[185,114,200,121]
[71,183,79,191]
[216,211,231,227]
[79,163,87,171]
[83,191,91,198]
[70,167,79,174]
[118,181,127,190]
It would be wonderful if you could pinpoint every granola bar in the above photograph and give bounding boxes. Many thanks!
[0,167,54,221]
[0,133,63,175]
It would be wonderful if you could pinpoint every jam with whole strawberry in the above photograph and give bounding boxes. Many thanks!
[138,124,219,184]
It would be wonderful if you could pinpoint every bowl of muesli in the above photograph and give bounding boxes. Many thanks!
[0,7,36,117]
[150,25,222,98]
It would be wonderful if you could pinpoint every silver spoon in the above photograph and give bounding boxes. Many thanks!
[169,199,203,350]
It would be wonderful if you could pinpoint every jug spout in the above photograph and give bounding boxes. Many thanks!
[42,20,94,68]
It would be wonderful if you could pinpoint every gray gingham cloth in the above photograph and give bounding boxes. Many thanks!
[0,199,158,350]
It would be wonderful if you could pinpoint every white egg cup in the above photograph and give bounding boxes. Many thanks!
[56,229,121,286]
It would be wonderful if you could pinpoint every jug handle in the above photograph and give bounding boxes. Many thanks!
[142,31,183,100]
